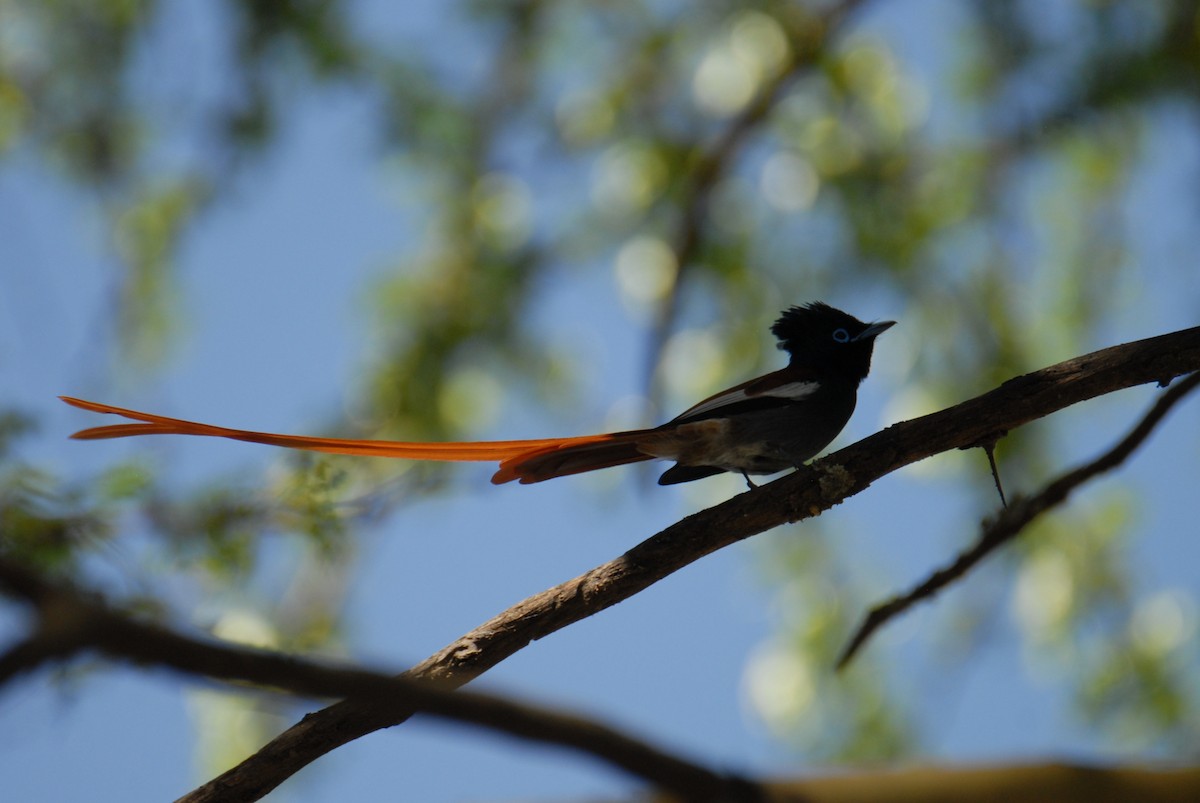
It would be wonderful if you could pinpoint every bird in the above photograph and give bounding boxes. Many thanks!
[61,302,894,487]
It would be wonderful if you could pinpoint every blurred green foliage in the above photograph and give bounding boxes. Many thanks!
[2,0,1199,770]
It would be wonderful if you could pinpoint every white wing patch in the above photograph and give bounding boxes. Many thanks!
[762,381,820,401]
[674,380,818,420]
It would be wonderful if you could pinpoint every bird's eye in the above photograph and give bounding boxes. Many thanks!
[832,328,850,343]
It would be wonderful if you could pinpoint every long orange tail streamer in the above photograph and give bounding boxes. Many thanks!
[59,396,656,484]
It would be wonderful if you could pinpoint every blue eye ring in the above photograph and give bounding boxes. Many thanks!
[832,328,850,343]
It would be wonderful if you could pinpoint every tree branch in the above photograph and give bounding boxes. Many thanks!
[0,634,71,686]
[765,762,1200,803]
[0,559,760,802]
[646,0,868,398]
[836,370,1200,669]
[176,324,1200,801]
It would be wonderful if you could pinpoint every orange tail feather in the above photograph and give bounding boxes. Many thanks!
[59,396,657,484]
[494,440,654,484]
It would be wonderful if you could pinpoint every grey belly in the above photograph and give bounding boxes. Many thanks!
[641,396,855,474]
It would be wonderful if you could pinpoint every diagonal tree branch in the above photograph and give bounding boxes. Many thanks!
[0,558,761,802]
[180,324,1200,802]
[836,370,1200,669]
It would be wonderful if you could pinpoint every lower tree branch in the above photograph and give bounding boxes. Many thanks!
[166,324,1200,801]
[10,576,1197,803]
[0,559,760,802]
[766,762,1200,803]
[0,634,71,687]
[837,370,1200,669]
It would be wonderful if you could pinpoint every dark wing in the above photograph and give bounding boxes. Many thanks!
[667,367,820,425]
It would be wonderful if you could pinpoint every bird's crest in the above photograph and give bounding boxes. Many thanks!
[771,302,867,355]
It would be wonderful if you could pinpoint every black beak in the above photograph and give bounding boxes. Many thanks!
[854,320,896,341]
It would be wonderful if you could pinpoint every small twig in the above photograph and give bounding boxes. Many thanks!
[983,442,1008,508]
[836,371,1200,670]
[0,559,760,802]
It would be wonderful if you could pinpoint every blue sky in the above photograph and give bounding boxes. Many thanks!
[2,1,1199,800]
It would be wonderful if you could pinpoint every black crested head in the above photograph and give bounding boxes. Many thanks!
[771,302,865,354]
[771,302,895,383]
